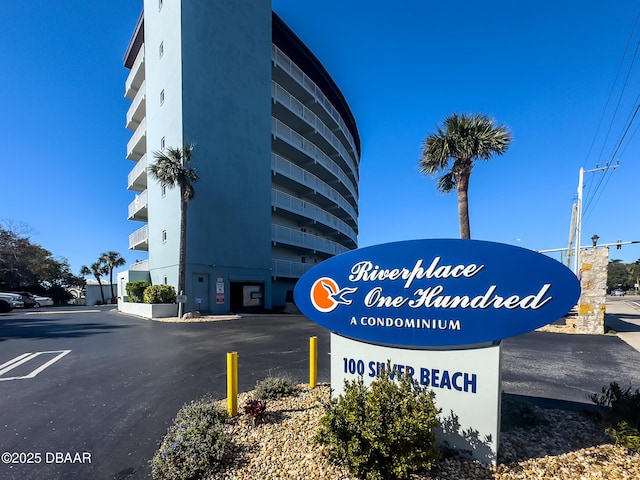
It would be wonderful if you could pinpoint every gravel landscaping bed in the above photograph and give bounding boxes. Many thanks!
[191,384,640,479]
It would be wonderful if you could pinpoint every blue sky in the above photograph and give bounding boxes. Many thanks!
[2,1,639,279]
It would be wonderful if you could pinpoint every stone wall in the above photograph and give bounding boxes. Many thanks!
[574,247,609,334]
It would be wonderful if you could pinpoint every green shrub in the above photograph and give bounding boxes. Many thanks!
[151,396,228,480]
[591,382,640,451]
[126,280,150,303]
[254,376,296,399]
[316,366,441,480]
[143,284,176,304]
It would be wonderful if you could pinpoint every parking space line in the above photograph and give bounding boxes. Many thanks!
[0,350,71,381]
[0,352,35,371]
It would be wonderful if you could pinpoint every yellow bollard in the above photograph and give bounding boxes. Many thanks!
[309,336,318,388]
[227,351,238,416]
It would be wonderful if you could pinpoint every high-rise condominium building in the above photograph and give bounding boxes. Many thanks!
[121,1,360,313]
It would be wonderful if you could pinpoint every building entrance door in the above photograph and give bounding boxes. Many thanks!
[192,274,209,311]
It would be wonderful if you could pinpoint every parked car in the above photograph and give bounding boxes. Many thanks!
[0,293,24,309]
[611,288,626,296]
[9,292,36,308]
[0,299,11,313]
[33,295,54,307]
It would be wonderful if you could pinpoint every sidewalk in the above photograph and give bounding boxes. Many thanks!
[605,297,640,353]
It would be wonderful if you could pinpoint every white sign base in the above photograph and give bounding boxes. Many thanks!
[331,334,501,465]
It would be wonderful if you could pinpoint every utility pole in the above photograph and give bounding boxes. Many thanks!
[573,163,619,275]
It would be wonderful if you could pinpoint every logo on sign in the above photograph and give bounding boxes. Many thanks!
[310,277,357,313]
[294,239,581,347]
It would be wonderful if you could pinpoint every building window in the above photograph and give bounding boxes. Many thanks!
[160,137,165,149]
[160,89,165,105]
[162,230,167,243]
[159,42,163,58]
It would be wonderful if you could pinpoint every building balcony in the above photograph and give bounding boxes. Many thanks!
[129,224,149,251]
[127,154,147,192]
[271,258,314,278]
[125,44,145,100]
[130,259,149,271]
[271,118,358,202]
[271,188,357,247]
[271,153,357,227]
[126,81,146,130]
[271,45,359,161]
[127,117,146,161]
[272,81,358,182]
[128,189,148,221]
[272,224,350,256]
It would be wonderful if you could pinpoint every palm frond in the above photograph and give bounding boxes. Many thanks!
[437,172,456,193]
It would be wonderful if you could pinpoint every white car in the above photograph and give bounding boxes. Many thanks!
[33,295,54,307]
[0,293,24,309]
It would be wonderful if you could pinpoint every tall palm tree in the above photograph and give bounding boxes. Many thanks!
[419,113,512,239]
[101,251,126,303]
[80,261,109,304]
[148,143,199,297]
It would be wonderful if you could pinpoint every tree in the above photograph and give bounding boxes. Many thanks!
[148,143,199,297]
[101,251,126,303]
[0,222,82,293]
[418,113,512,239]
[80,260,109,304]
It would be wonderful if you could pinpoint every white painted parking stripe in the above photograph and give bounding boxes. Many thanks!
[0,352,34,371]
[0,350,71,381]
[0,353,40,376]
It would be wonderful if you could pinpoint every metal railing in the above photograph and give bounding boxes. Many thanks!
[271,153,357,223]
[271,188,357,243]
[127,154,147,190]
[272,44,359,161]
[271,258,315,278]
[271,118,358,201]
[128,189,148,219]
[272,224,350,256]
[272,81,358,181]
[128,224,148,250]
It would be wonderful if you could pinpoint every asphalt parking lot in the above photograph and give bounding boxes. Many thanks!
[1,299,640,479]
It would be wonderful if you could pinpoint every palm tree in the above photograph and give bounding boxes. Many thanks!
[80,261,109,304]
[148,143,199,297]
[419,113,512,239]
[101,251,126,303]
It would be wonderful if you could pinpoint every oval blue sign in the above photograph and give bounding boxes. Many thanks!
[294,239,581,347]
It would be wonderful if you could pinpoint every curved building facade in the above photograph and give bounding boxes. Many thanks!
[121,2,359,313]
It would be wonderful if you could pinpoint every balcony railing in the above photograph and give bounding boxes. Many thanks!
[125,44,145,100]
[272,224,350,256]
[271,188,357,243]
[272,81,358,181]
[272,153,357,223]
[126,80,146,130]
[130,259,149,271]
[127,154,147,192]
[271,258,314,278]
[127,117,146,161]
[128,189,148,220]
[129,225,148,251]
[272,45,358,160]
[272,118,358,201]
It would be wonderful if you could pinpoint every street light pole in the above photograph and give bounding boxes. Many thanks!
[572,163,619,275]
[574,167,584,274]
